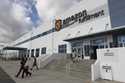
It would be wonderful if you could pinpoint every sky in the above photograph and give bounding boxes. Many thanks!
[0,0,82,44]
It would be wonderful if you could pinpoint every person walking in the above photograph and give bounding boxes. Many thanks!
[22,57,32,78]
[22,65,32,78]
[15,56,27,78]
[70,50,76,63]
[31,56,39,70]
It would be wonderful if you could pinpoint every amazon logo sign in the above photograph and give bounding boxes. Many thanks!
[55,9,104,31]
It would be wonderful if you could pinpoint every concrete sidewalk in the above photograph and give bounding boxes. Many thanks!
[0,60,123,83]
[0,66,16,83]
[0,60,87,83]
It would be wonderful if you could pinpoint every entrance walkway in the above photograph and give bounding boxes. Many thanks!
[0,60,123,83]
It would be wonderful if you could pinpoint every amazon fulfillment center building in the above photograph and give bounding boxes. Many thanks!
[3,0,125,59]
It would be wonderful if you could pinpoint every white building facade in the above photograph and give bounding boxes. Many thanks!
[8,0,125,59]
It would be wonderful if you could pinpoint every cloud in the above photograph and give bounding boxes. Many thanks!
[0,0,33,43]
[0,0,82,44]
[36,0,82,23]
[12,3,26,22]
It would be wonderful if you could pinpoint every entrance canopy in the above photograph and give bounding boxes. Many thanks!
[3,46,27,51]
[64,25,125,41]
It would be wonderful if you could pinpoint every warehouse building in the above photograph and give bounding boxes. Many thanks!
[3,0,125,59]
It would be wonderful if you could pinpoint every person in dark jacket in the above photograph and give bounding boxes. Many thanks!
[15,57,27,78]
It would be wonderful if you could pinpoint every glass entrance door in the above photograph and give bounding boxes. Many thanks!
[84,45,98,59]
[72,46,84,60]
[89,37,107,59]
